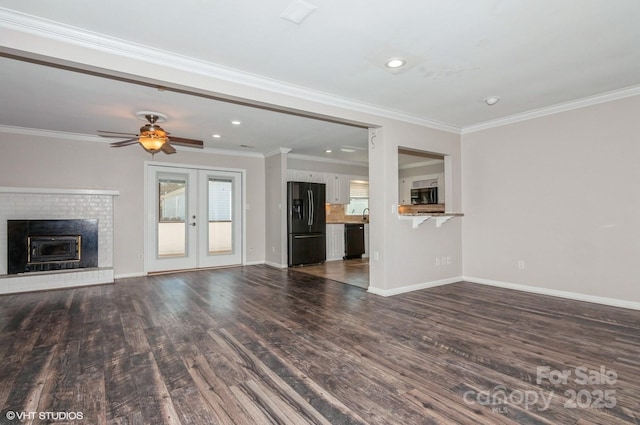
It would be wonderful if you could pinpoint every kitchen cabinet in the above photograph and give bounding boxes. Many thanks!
[288,169,360,204]
[287,169,323,183]
[399,178,412,204]
[324,173,350,204]
[326,224,345,261]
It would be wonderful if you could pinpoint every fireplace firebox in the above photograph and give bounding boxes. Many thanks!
[7,219,98,274]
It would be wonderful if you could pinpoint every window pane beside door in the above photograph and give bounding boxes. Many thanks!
[158,178,187,257]
[208,178,233,255]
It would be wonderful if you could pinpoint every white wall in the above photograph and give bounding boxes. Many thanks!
[265,152,287,267]
[462,95,640,305]
[368,121,463,296]
[0,132,266,277]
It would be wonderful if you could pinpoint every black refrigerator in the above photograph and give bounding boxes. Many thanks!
[287,181,326,266]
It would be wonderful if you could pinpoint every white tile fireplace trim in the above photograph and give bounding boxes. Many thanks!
[0,268,114,294]
[0,187,120,196]
[0,187,119,294]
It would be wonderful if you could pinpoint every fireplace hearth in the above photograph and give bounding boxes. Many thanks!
[7,219,98,274]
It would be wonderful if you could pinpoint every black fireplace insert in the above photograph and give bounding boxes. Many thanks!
[7,219,98,274]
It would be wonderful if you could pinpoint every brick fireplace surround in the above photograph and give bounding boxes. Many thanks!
[0,187,119,294]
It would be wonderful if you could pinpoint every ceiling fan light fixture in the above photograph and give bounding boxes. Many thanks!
[139,127,168,152]
[139,134,167,153]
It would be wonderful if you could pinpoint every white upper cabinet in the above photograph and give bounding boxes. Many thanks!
[288,170,357,204]
[287,169,323,183]
[324,173,350,204]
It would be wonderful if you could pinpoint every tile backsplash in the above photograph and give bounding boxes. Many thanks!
[326,204,368,223]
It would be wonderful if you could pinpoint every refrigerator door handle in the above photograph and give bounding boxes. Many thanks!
[307,190,313,226]
[293,234,322,239]
[309,189,314,226]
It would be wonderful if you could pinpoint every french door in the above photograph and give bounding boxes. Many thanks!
[145,164,243,273]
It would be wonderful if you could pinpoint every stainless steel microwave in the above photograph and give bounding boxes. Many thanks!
[410,187,438,204]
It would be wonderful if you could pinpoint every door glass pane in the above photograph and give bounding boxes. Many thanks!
[158,177,187,257]
[208,178,233,255]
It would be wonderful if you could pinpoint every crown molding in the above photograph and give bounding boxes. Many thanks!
[0,125,265,158]
[287,153,368,167]
[0,125,105,142]
[461,85,640,134]
[0,8,460,135]
[265,148,292,158]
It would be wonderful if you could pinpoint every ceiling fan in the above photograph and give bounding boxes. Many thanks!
[98,111,204,155]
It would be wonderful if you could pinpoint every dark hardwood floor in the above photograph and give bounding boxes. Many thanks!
[0,265,638,424]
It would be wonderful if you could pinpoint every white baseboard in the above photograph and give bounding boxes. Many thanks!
[244,260,266,266]
[368,276,463,297]
[114,272,146,279]
[264,261,288,269]
[464,276,640,311]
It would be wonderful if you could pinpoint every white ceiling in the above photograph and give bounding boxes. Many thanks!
[1,0,639,164]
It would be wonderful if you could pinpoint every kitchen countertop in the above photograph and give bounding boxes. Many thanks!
[398,212,463,217]
[327,219,369,224]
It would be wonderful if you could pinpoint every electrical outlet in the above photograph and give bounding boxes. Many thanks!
[435,257,441,266]
[518,260,525,270]
[446,256,452,265]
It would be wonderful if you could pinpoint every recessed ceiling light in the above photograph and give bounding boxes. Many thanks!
[325,149,332,153]
[231,120,242,125]
[340,147,356,153]
[212,134,221,139]
[484,96,500,106]
[385,58,406,69]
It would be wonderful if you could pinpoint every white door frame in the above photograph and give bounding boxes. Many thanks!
[144,161,246,274]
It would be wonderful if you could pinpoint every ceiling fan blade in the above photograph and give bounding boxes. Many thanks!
[161,142,177,154]
[98,130,138,138]
[110,138,138,147]
[168,137,204,148]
